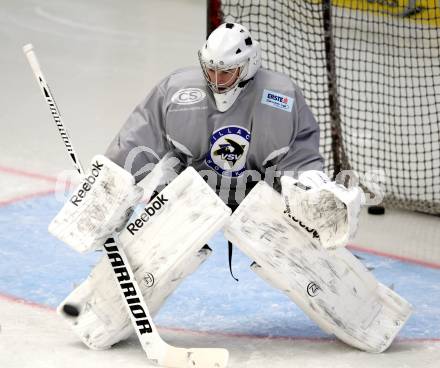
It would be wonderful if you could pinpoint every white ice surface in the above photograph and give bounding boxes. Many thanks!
[1,295,440,368]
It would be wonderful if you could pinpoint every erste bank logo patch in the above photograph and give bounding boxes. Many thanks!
[205,126,251,177]
[261,89,294,112]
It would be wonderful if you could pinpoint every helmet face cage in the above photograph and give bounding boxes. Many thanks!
[199,51,249,94]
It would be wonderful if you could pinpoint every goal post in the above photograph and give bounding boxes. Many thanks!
[207,0,440,215]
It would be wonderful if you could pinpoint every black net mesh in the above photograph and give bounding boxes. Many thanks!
[208,0,440,214]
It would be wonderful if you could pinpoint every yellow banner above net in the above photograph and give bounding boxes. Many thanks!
[315,0,440,27]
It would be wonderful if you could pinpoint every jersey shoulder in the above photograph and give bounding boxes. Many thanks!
[164,66,206,89]
[253,68,299,94]
[155,66,208,106]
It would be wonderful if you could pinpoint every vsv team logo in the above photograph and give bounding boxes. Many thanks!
[205,125,251,177]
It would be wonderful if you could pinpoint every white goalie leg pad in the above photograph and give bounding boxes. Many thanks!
[57,167,231,350]
[250,262,334,335]
[59,245,212,350]
[224,181,412,353]
[49,155,143,253]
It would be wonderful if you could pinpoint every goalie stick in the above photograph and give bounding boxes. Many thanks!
[23,43,229,368]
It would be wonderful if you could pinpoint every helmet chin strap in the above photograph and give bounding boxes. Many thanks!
[213,85,243,112]
[212,78,253,112]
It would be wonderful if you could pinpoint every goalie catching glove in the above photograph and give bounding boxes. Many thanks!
[281,170,364,249]
[49,155,143,253]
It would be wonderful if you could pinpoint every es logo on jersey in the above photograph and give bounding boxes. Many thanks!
[261,89,294,112]
[171,88,206,105]
[205,126,251,177]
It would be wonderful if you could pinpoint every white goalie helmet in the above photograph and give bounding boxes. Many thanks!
[198,22,262,112]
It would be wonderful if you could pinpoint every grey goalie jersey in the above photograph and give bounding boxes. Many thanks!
[105,66,324,207]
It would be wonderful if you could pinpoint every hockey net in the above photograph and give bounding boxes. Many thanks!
[207,0,440,214]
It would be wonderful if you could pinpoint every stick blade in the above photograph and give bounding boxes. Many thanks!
[162,347,229,368]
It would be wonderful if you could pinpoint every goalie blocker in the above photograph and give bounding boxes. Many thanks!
[49,155,143,253]
[224,181,412,353]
